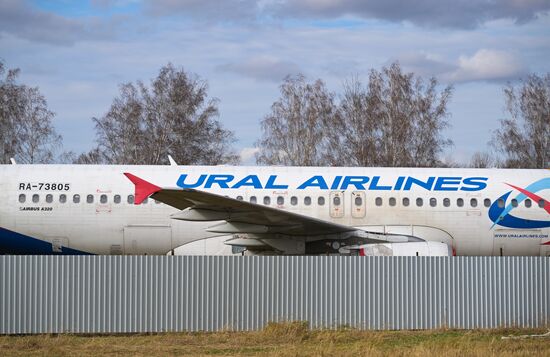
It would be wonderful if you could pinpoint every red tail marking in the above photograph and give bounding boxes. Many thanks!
[505,183,550,215]
[124,173,161,205]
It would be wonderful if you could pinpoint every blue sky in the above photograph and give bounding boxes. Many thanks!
[1,0,549,164]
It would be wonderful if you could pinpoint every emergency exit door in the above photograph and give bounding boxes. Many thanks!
[329,191,344,218]
[351,191,366,218]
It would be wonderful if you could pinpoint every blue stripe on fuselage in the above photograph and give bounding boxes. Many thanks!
[0,226,93,255]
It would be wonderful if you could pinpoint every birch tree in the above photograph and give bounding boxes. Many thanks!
[0,60,61,164]
[258,64,453,167]
[89,63,238,165]
[331,63,453,167]
[492,73,550,168]
[255,74,337,166]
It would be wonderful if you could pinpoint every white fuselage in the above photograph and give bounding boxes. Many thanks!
[0,165,548,256]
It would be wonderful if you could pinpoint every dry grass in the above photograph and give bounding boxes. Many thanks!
[0,322,549,356]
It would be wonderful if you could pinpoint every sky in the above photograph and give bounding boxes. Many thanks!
[1,0,549,165]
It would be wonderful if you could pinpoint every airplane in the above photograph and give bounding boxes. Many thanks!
[0,161,548,256]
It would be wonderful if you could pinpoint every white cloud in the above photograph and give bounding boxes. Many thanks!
[239,147,259,164]
[448,49,527,82]
[398,49,527,83]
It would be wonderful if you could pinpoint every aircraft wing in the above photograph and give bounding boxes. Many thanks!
[124,172,354,236]
[124,172,425,256]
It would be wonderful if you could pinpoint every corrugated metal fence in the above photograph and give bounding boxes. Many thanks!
[0,256,548,334]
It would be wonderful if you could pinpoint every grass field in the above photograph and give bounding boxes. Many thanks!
[1,322,549,356]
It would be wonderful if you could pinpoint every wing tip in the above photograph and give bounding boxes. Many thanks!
[124,172,161,205]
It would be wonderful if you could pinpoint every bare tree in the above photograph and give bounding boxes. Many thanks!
[492,73,550,168]
[409,74,453,167]
[0,60,61,164]
[324,76,380,166]
[329,63,453,167]
[89,63,238,165]
[72,148,103,164]
[255,74,338,166]
[469,151,494,168]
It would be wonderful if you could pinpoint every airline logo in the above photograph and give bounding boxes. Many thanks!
[489,178,550,229]
[177,174,488,191]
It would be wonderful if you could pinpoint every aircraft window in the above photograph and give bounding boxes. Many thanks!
[59,194,67,203]
[430,198,437,207]
[402,197,410,207]
[334,196,341,206]
[484,198,491,207]
[32,194,39,203]
[470,198,478,208]
[304,196,311,206]
[236,196,243,201]
[355,196,363,206]
[250,196,257,204]
[318,196,325,206]
[114,195,121,204]
[263,196,270,205]
[277,196,284,205]
[375,197,382,206]
[539,199,545,208]
[291,196,298,206]
[87,195,94,204]
[128,195,134,204]
[73,194,80,204]
[497,198,504,208]
[100,194,108,204]
[389,197,396,207]
[443,198,450,207]
[416,198,423,207]
[525,199,532,208]
[46,194,53,203]
[18,194,25,203]
[457,198,464,207]
[511,199,518,208]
